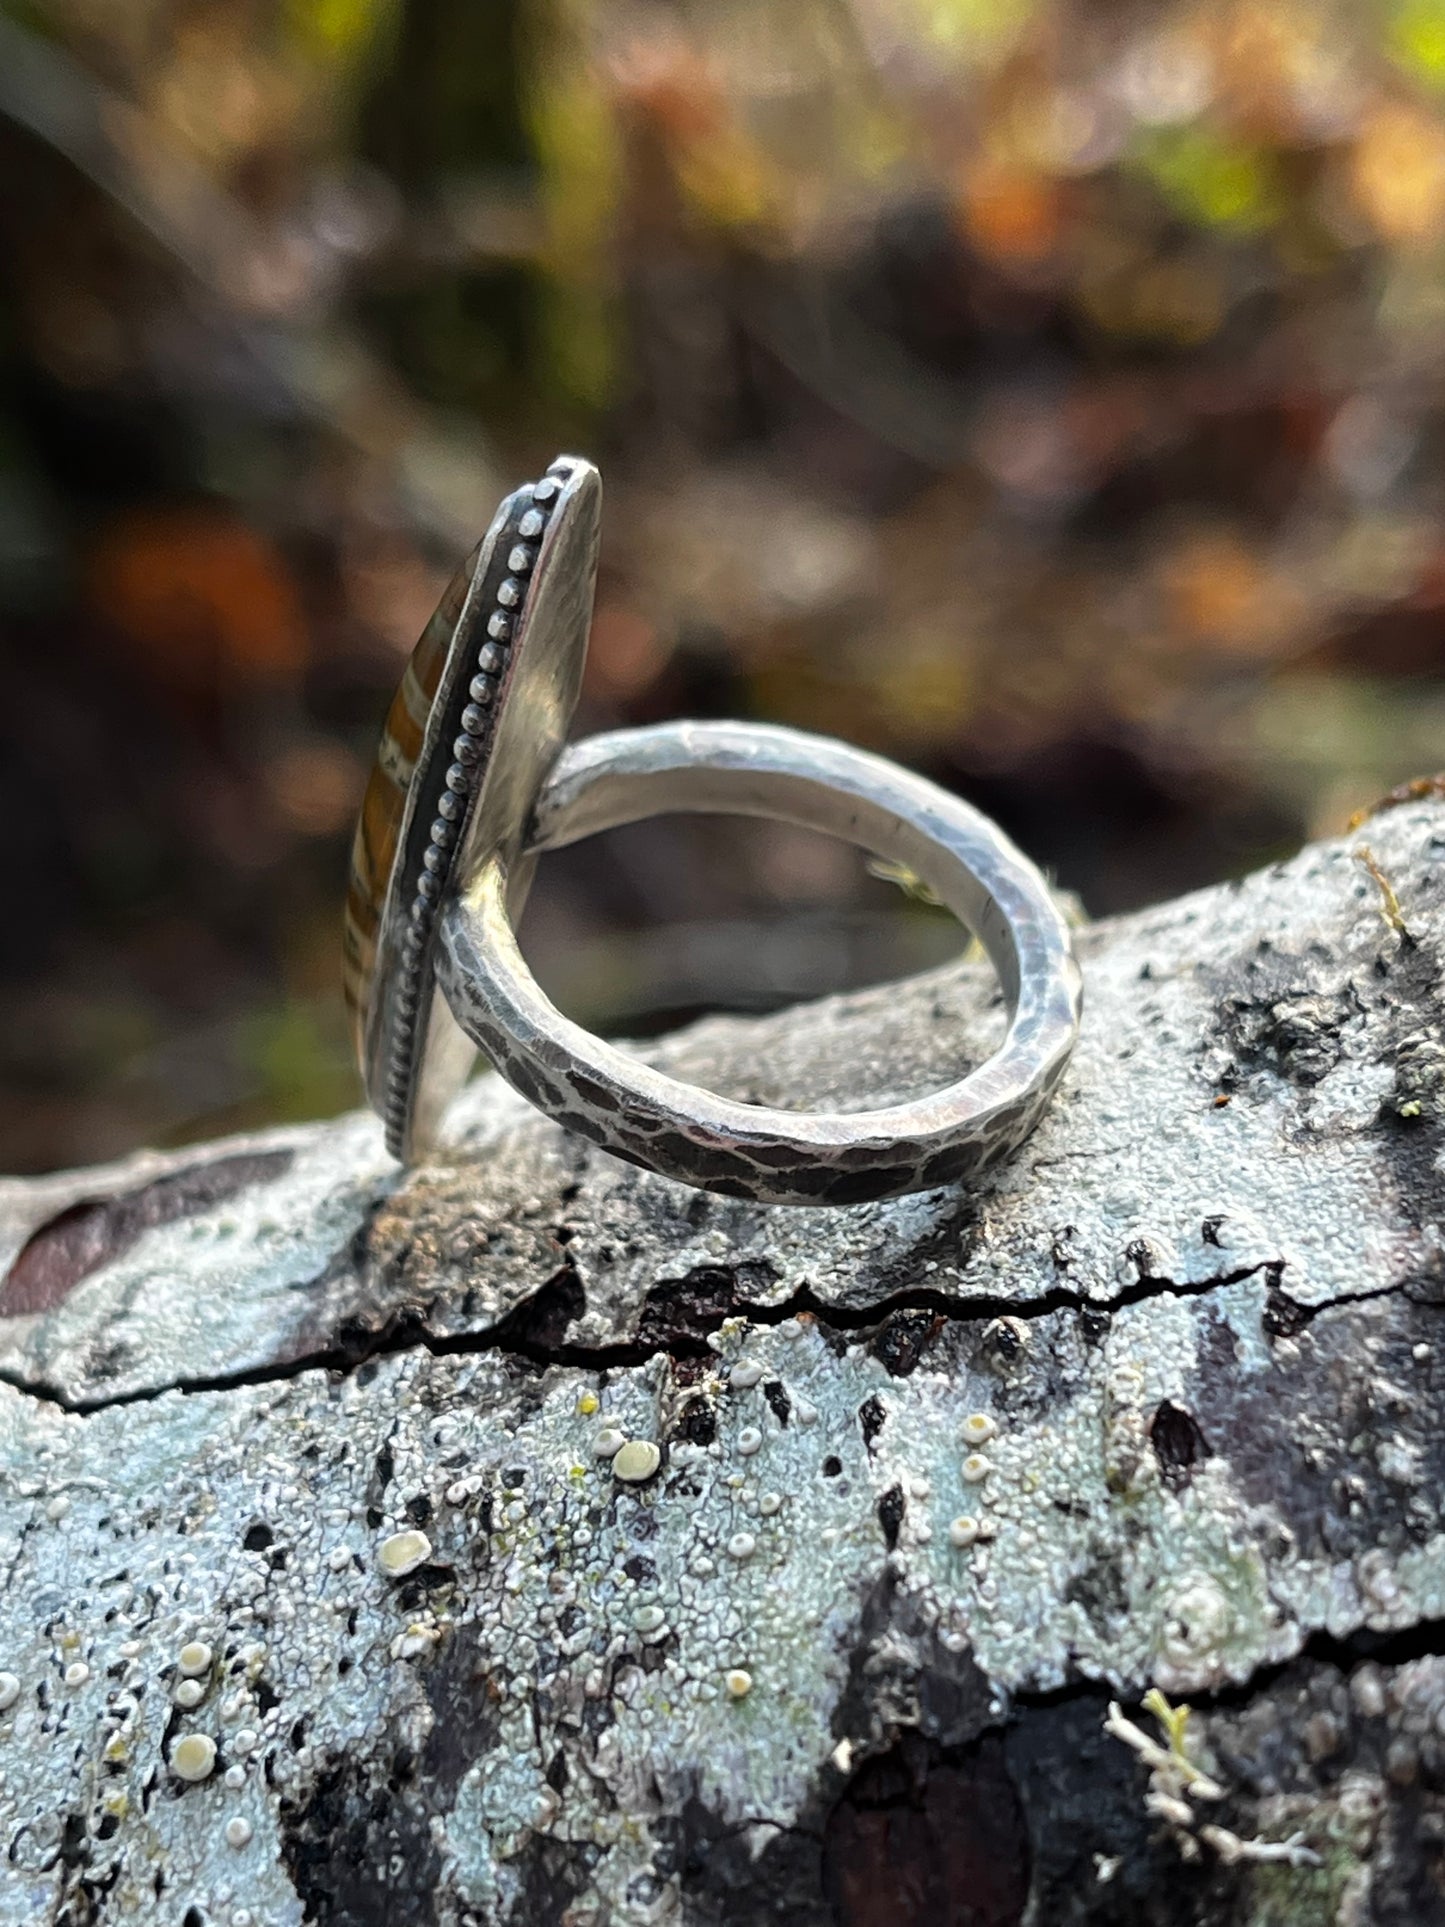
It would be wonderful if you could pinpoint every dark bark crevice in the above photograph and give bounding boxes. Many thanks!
[0,1255,1295,1416]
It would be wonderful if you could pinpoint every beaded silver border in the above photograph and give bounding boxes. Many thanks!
[379,464,570,1157]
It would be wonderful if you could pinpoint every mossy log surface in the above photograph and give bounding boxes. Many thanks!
[2,803,1445,1926]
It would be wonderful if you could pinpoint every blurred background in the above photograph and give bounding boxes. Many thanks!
[2,0,1443,1173]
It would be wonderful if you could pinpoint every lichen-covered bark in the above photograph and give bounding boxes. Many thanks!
[0,803,1443,1926]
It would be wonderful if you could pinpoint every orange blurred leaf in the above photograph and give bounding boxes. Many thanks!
[1352,103,1445,243]
[88,508,310,693]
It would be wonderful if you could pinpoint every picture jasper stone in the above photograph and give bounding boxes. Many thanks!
[342,545,480,1060]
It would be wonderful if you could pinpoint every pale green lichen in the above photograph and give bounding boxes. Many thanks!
[0,803,1441,1920]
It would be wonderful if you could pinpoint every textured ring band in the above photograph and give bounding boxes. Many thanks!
[435,720,1083,1206]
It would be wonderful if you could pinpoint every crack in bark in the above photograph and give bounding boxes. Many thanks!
[0,1256,1305,1417]
[945,1614,1445,1740]
[1012,1615,1445,1712]
[1170,1614,1445,1715]
[1270,1276,1422,1329]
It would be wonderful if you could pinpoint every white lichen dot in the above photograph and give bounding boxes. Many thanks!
[1357,1550,1403,1610]
[233,1728,258,1757]
[395,1624,440,1660]
[327,1546,353,1573]
[174,1679,205,1710]
[1351,1667,1387,1720]
[223,1764,246,1790]
[633,1605,666,1635]
[729,1361,763,1389]
[737,1427,763,1457]
[171,1733,217,1782]
[224,1815,253,1849]
[377,1529,432,1578]
[961,1413,998,1446]
[727,1532,757,1561]
[1160,1573,1235,1667]
[63,1662,89,1688]
[777,1318,803,1340]
[0,1674,18,1712]
[593,1427,626,1459]
[758,1492,783,1517]
[961,1454,994,1484]
[612,1440,662,1484]
[45,1495,71,1522]
[532,1787,560,1829]
[725,1668,753,1698]
[178,1641,212,1678]
[949,1515,980,1548]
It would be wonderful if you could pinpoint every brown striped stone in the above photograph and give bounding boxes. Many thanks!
[342,545,480,1057]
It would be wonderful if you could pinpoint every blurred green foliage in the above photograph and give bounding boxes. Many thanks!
[0,0,1443,1169]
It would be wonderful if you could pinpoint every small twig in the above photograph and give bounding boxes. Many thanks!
[1103,1700,1226,1800]
[865,857,946,908]
[1145,1788,1197,1828]
[1353,844,1414,944]
[1198,1825,1322,1869]
[1348,773,1445,829]
[1106,1694,1322,1873]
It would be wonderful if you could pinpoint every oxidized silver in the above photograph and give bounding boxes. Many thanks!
[435,720,1082,1206]
[356,457,601,1161]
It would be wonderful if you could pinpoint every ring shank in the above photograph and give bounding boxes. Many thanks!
[528,727,1025,1006]
[435,721,1081,1205]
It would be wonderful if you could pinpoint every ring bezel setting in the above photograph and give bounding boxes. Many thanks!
[343,455,601,1159]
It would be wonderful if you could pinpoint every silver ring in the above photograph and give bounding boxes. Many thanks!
[435,722,1081,1205]
[344,453,1081,1202]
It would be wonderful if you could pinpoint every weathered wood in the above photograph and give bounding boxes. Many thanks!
[1,802,1444,1926]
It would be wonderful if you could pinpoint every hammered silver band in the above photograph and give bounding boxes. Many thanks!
[435,720,1082,1206]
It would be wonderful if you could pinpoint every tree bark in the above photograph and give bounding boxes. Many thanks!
[2,800,1445,1926]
